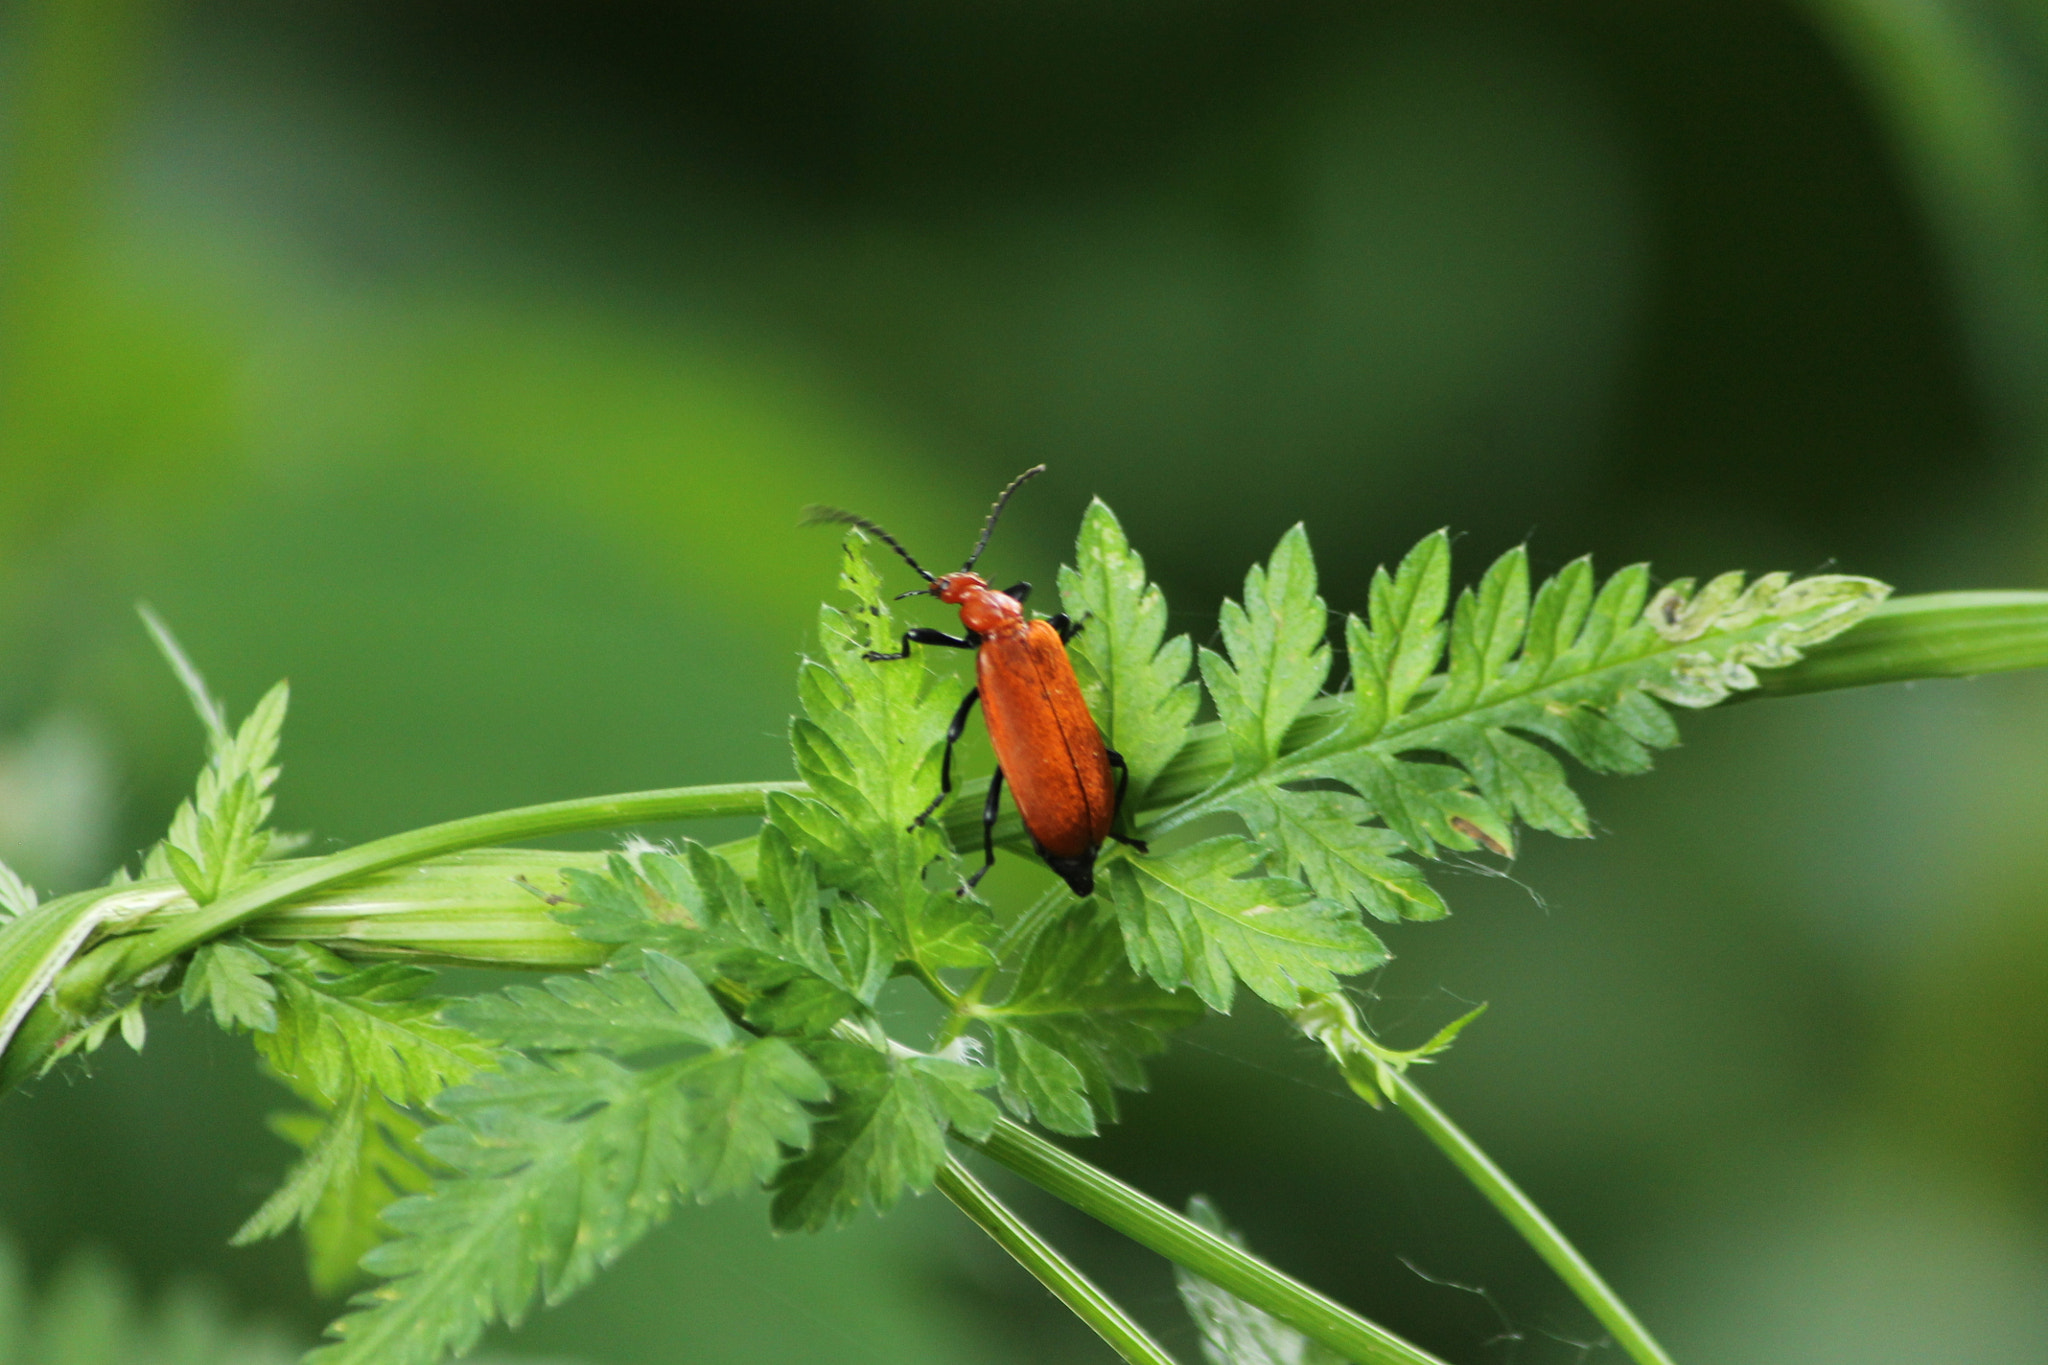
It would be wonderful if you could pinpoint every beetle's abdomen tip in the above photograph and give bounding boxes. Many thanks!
[1044,852,1097,899]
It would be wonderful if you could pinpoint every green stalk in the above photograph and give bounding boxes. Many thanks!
[229,849,612,967]
[111,781,802,979]
[1746,591,2048,696]
[970,1118,1453,1365]
[0,783,799,1089]
[1382,1073,1675,1365]
[935,1157,1182,1365]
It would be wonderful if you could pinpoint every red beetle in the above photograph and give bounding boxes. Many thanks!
[806,467,1143,896]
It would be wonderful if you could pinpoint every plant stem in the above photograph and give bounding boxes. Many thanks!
[969,1118,1454,1365]
[909,962,963,1011]
[1746,590,2048,696]
[234,849,614,967]
[0,785,794,1088]
[1382,1072,1675,1365]
[935,1157,1182,1365]
[113,781,803,979]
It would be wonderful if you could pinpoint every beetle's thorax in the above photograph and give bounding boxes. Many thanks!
[934,572,1027,639]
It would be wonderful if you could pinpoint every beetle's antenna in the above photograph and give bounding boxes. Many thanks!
[801,505,935,583]
[963,464,1046,571]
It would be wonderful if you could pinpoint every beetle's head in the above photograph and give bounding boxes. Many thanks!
[924,572,985,606]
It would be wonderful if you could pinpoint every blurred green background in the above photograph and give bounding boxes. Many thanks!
[5,0,2048,1361]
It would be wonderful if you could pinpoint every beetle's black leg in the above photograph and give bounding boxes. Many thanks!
[864,626,978,662]
[911,688,981,829]
[1048,613,1086,644]
[960,767,1005,893]
[1001,581,1032,604]
[1104,749,1149,853]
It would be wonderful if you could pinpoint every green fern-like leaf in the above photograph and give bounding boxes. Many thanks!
[251,945,493,1114]
[980,903,1203,1135]
[136,610,293,904]
[793,536,958,835]
[1079,523,1887,1011]
[32,623,299,1074]
[234,1088,374,1251]
[768,1038,996,1232]
[1198,525,1333,777]
[206,942,493,1292]
[547,834,1005,1233]
[1345,530,1452,740]
[1104,838,1384,1012]
[181,940,279,1033]
[1167,529,1888,946]
[155,687,290,904]
[556,837,884,1037]
[309,953,824,1365]
[786,535,991,969]
[1319,544,1889,836]
[266,1095,435,1297]
[1227,789,1446,924]
[1057,500,1200,803]
[454,950,739,1056]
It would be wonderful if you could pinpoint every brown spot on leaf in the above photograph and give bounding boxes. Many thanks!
[1450,817,1511,857]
